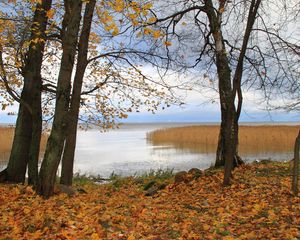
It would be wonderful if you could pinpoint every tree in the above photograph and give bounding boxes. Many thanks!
[142,0,262,184]
[205,0,261,184]
[244,3,300,193]
[37,0,178,197]
[0,0,52,185]
[38,0,83,197]
[137,0,300,185]
[0,0,177,196]
[60,0,96,186]
[2,0,298,192]
[57,0,179,186]
[292,130,300,195]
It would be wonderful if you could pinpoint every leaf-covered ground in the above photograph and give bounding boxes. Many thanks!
[0,162,299,239]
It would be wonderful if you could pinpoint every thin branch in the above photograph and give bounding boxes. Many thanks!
[81,75,110,95]
[0,47,32,114]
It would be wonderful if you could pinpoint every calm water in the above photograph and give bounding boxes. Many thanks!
[0,123,295,177]
[73,123,217,177]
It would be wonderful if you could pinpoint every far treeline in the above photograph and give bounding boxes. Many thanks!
[0,0,299,197]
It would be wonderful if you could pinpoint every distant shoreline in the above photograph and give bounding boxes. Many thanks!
[1,121,299,128]
[119,121,300,125]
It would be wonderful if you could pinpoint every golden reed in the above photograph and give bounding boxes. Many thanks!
[0,126,47,161]
[147,125,300,155]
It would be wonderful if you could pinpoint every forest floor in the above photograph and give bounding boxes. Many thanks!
[0,161,299,239]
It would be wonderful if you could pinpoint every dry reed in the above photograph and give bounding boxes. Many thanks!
[147,125,300,155]
[0,126,48,162]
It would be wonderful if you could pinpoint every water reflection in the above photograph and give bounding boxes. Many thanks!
[72,125,216,177]
[0,123,294,177]
[0,152,10,170]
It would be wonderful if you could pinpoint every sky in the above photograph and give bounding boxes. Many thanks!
[0,66,299,124]
[1,88,299,124]
[0,53,299,125]
[0,1,299,125]
[120,93,300,123]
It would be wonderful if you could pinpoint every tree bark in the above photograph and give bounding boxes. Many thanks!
[215,130,225,167]
[210,0,261,185]
[0,0,52,184]
[204,0,237,185]
[4,100,32,183]
[215,119,242,168]
[60,0,96,186]
[292,130,300,195]
[38,0,82,198]
[27,90,42,186]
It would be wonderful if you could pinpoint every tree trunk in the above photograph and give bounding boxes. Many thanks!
[216,119,243,168]
[215,129,225,167]
[222,108,237,185]
[292,130,300,195]
[0,0,52,184]
[38,0,82,198]
[28,89,42,186]
[60,0,96,186]
[211,0,261,184]
[4,100,32,183]
[204,0,238,185]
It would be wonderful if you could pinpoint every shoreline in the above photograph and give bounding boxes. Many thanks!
[1,121,299,128]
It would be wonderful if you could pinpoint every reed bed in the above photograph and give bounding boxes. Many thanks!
[0,126,47,162]
[147,125,300,155]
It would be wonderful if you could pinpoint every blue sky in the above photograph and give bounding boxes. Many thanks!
[120,103,300,123]
[1,95,299,124]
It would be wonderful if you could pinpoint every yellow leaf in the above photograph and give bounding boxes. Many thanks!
[91,233,100,240]
[30,0,42,3]
[164,41,172,46]
[1,104,7,111]
[268,209,277,220]
[253,203,261,211]
[114,0,125,12]
[112,26,119,36]
[25,186,34,194]
[127,13,137,21]
[222,236,235,240]
[147,17,157,23]
[152,30,161,39]
[223,236,235,240]
[23,207,31,214]
[219,7,225,13]
[46,9,55,19]
[240,231,257,239]
[143,2,153,10]
[203,224,210,231]
[217,207,224,214]
[127,235,135,240]
[143,28,152,35]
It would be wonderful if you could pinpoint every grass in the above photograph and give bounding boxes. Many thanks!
[73,169,175,191]
[109,169,174,191]
[147,125,300,155]
[0,126,48,161]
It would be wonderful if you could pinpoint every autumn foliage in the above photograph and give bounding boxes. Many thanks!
[0,161,299,239]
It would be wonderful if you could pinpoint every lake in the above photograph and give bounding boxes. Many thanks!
[0,122,296,177]
[73,123,217,177]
